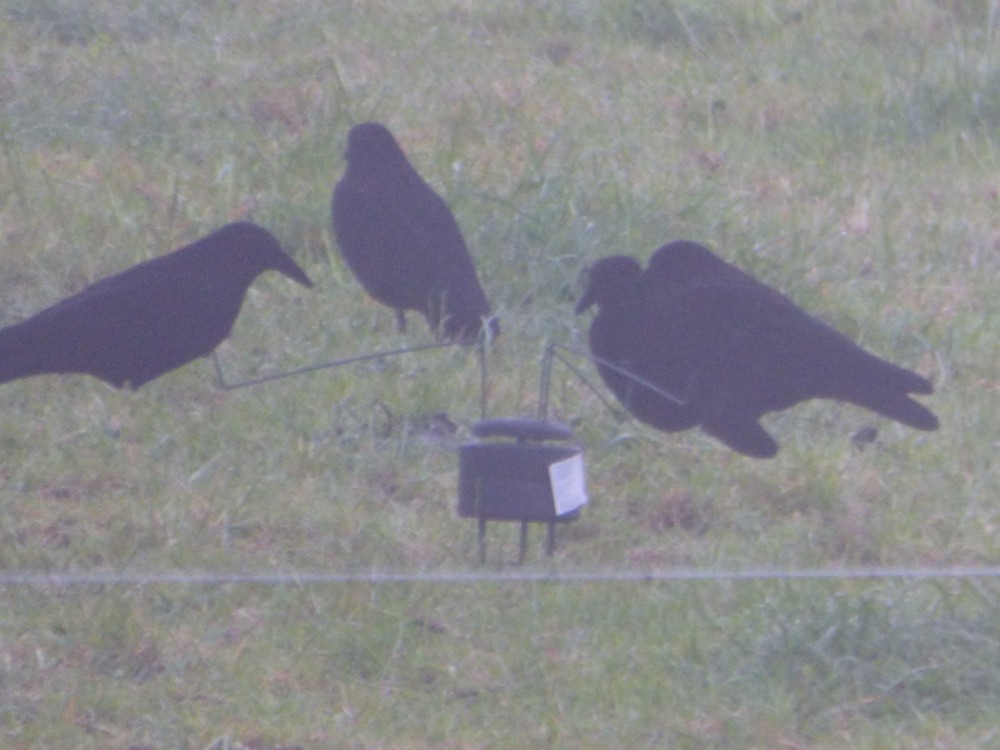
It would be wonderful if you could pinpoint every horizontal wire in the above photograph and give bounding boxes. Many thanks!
[2,566,1000,587]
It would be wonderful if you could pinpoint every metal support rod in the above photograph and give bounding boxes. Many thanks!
[538,343,555,420]
[479,338,488,420]
[478,517,487,565]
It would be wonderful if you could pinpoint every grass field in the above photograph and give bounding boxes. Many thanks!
[1,0,999,747]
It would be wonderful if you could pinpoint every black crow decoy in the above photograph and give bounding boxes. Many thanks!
[576,240,938,458]
[0,221,312,390]
[331,122,497,343]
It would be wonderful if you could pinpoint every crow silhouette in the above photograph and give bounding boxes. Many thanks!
[0,221,313,390]
[576,240,938,458]
[331,122,497,343]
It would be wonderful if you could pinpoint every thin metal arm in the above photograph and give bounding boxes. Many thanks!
[213,342,462,390]
[538,343,686,422]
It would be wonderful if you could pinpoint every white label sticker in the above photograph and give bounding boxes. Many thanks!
[548,453,588,516]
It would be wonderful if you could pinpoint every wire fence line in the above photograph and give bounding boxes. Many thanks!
[3,566,1000,587]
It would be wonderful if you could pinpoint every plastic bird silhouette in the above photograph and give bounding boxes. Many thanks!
[575,240,938,458]
[0,222,313,389]
[331,122,497,343]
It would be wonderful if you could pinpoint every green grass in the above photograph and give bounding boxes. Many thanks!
[1,0,999,747]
